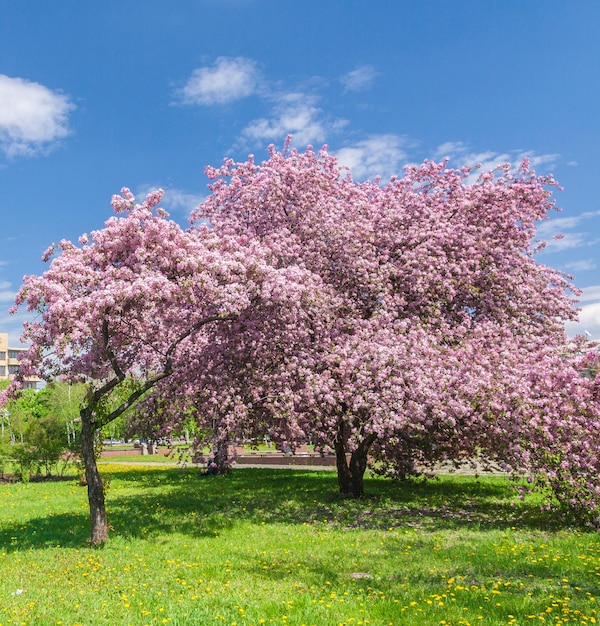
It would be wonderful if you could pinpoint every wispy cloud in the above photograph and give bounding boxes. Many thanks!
[135,185,204,216]
[566,302,600,341]
[543,234,590,253]
[340,65,379,92]
[565,286,600,340]
[578,285,600,304]
[536,211,600,253]
[432,141,469,161]
[0,306,33,346]
[179,59,391,151]
[334,134,412,181]
[0,279,19,344]
[563,259,597,272]
[242,92,347,148]
[162,188,205,215]
[517,151,560,169]
[179,57,260,105]
[0,290,16,303]
[0,74,74,158]
[432,141,559,181]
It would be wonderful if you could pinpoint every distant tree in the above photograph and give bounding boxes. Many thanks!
[3,388,46,444]
[0,384,76,479]
[39,381,86,446]
[10,413,67,479]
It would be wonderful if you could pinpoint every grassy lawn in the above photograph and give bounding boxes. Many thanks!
[0,465,599,625]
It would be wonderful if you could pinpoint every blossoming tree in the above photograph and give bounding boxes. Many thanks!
[188,143,597,501]
[1,188,322,544]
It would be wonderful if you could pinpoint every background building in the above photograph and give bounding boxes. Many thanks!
[0,332,42,390]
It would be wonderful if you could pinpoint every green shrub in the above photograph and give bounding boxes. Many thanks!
[0,436,12,477]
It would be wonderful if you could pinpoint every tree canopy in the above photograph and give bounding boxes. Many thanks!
[181,145,593,498]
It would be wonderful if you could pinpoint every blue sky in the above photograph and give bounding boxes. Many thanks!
[1,0,599,344]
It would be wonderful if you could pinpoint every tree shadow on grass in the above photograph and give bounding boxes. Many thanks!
[0,507,90,551]
[0,467,580,551]
[105,467,572,537]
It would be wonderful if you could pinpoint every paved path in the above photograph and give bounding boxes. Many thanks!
[98,459,506,475]
[99,460,336,471]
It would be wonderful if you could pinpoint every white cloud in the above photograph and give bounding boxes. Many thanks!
[0,277,16,315]
[0,279,24,346]
[179,57,259,105]
[0,275,36,345]
[135,185,205,217]
[517,151,560,169]
[162,188,205,215]
[578,285,600,304]
[334,134,411,181]
[432,141,469,161]
[431,141,559,183]
[242,92,346,148]
[536,211,600,253]
[582,210,600,219]
[563,259,597,272]
[432,143,513,180]
[537,216,586,237]
[565,285,600,340]
[0,74,74,157]
[340,65,378,92]
[566,301,600,341]
[0,307,32,347]
[542,234,590,252]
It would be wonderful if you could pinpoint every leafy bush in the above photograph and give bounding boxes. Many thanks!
[3,414,78,481]
[0,436,12,478]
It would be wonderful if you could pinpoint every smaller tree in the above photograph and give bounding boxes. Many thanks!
[3,388,47,444]
[0,378,79,480]
[11,413,67,479]
[513,342,600,516]
[0,432,11,478]
[2,187,321,544]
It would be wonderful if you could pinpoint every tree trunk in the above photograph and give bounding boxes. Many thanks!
[213,438,232,474]
[80,409,109,546]
[349,444,370,498]
[335,440,352,494]
[335,432,377,499]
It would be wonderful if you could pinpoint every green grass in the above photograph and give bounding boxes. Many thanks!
[1,466,599,625]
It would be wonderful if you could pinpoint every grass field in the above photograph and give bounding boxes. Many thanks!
[1,464,599,625]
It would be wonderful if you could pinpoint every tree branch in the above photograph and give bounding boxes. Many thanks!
[95,311,238,428]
